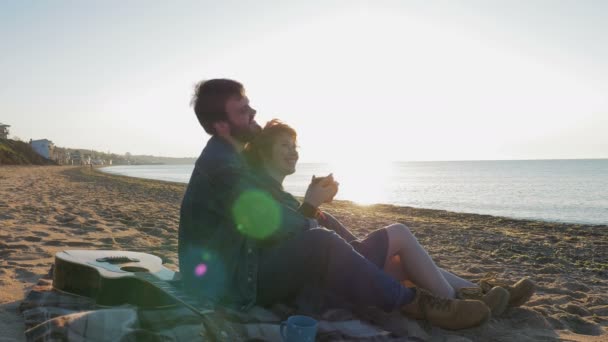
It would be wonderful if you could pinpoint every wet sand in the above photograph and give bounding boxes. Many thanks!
[1,166,606,341]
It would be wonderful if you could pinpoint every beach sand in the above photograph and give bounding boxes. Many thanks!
[1,166,607,341]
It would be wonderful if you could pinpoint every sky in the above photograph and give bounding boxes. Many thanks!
[1,0,607,162]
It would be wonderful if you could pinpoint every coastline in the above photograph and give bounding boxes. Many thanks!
[99,161,608,226]
[1,166,607,341]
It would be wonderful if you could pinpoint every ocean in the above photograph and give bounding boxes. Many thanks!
[100,159,608,225]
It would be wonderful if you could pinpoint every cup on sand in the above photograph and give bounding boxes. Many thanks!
[280,315,318,342]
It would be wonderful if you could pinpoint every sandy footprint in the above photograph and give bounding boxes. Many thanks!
[43,240,66,247]
[22,236,42,242]
[14,268,40,283]
[9,252,52,261]
[63,240,94,247]
[557,313,604,335]
[32,231,50,238]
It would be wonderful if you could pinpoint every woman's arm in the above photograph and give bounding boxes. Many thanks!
[317,212,358,243]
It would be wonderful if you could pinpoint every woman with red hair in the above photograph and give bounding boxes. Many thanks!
[244,119,534,316]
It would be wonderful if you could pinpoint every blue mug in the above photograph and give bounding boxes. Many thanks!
[280,315,318,342]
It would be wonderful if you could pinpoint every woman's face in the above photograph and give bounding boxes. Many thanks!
[266,132,298,176]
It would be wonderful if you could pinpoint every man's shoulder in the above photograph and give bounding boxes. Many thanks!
[196,136,245,172]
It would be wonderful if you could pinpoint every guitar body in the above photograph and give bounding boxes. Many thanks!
[53,250,248,341]
[53,250,179,307]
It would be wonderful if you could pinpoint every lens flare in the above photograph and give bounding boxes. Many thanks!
[194,263,207,277]
[232,190,281,239]
[201,251,212,261]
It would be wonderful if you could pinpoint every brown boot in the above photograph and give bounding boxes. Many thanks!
[401,288,490,330]
[479,274,535,307]
[457,286,510,316]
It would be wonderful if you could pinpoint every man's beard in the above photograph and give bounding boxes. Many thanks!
[229,121,261,143]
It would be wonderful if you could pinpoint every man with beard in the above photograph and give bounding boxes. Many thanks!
[178,79,328,310]
[178,79,490,330]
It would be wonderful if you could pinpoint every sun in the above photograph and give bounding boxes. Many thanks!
[328,159,395,206]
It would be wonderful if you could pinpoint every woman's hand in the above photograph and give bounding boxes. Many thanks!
[304,174,339,207]
[315,174,339,201]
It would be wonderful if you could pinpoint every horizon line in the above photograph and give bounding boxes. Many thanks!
[108,157,608,163]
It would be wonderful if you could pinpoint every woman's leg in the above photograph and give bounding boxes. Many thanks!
[384,223,455,298]
[383,254,407,282]
[439,268,476,290]
[384,225,513,316]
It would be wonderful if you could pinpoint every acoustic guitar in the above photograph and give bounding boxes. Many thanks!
[53,250,244,341]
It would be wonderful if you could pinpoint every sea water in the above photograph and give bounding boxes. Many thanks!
[101,159,608,225]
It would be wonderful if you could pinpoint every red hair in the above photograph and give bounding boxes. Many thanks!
[244,119,297,169]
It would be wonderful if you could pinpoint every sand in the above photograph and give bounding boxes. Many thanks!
[1,166,607,341]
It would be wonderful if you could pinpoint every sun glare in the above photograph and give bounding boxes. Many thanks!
[329,159,394,206]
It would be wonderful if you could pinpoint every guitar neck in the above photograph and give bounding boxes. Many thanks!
[135,272,214,316]
[135,272,244,341]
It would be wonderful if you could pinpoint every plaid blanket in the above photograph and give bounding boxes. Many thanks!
[19,267,433,341]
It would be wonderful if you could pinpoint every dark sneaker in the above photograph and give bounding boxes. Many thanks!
[401,288,491,330]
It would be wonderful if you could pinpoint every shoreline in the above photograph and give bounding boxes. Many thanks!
[98,165,608,227]
[1,166,607,341]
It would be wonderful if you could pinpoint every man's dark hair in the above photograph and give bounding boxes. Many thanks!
[191,79,245,135]
[244,119,297,170]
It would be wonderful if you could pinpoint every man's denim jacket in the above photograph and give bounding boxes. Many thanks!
[178,136,314,310]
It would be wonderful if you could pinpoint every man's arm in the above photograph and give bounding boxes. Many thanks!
[210,162,314,242]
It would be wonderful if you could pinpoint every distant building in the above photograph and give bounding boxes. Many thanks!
[70,151,82,165]
[31,139,55,159]
[82,153,92,165]
[53,149,70,165]
[0,123,9,139]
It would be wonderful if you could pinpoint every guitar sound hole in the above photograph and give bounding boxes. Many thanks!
[121,266,150,273]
